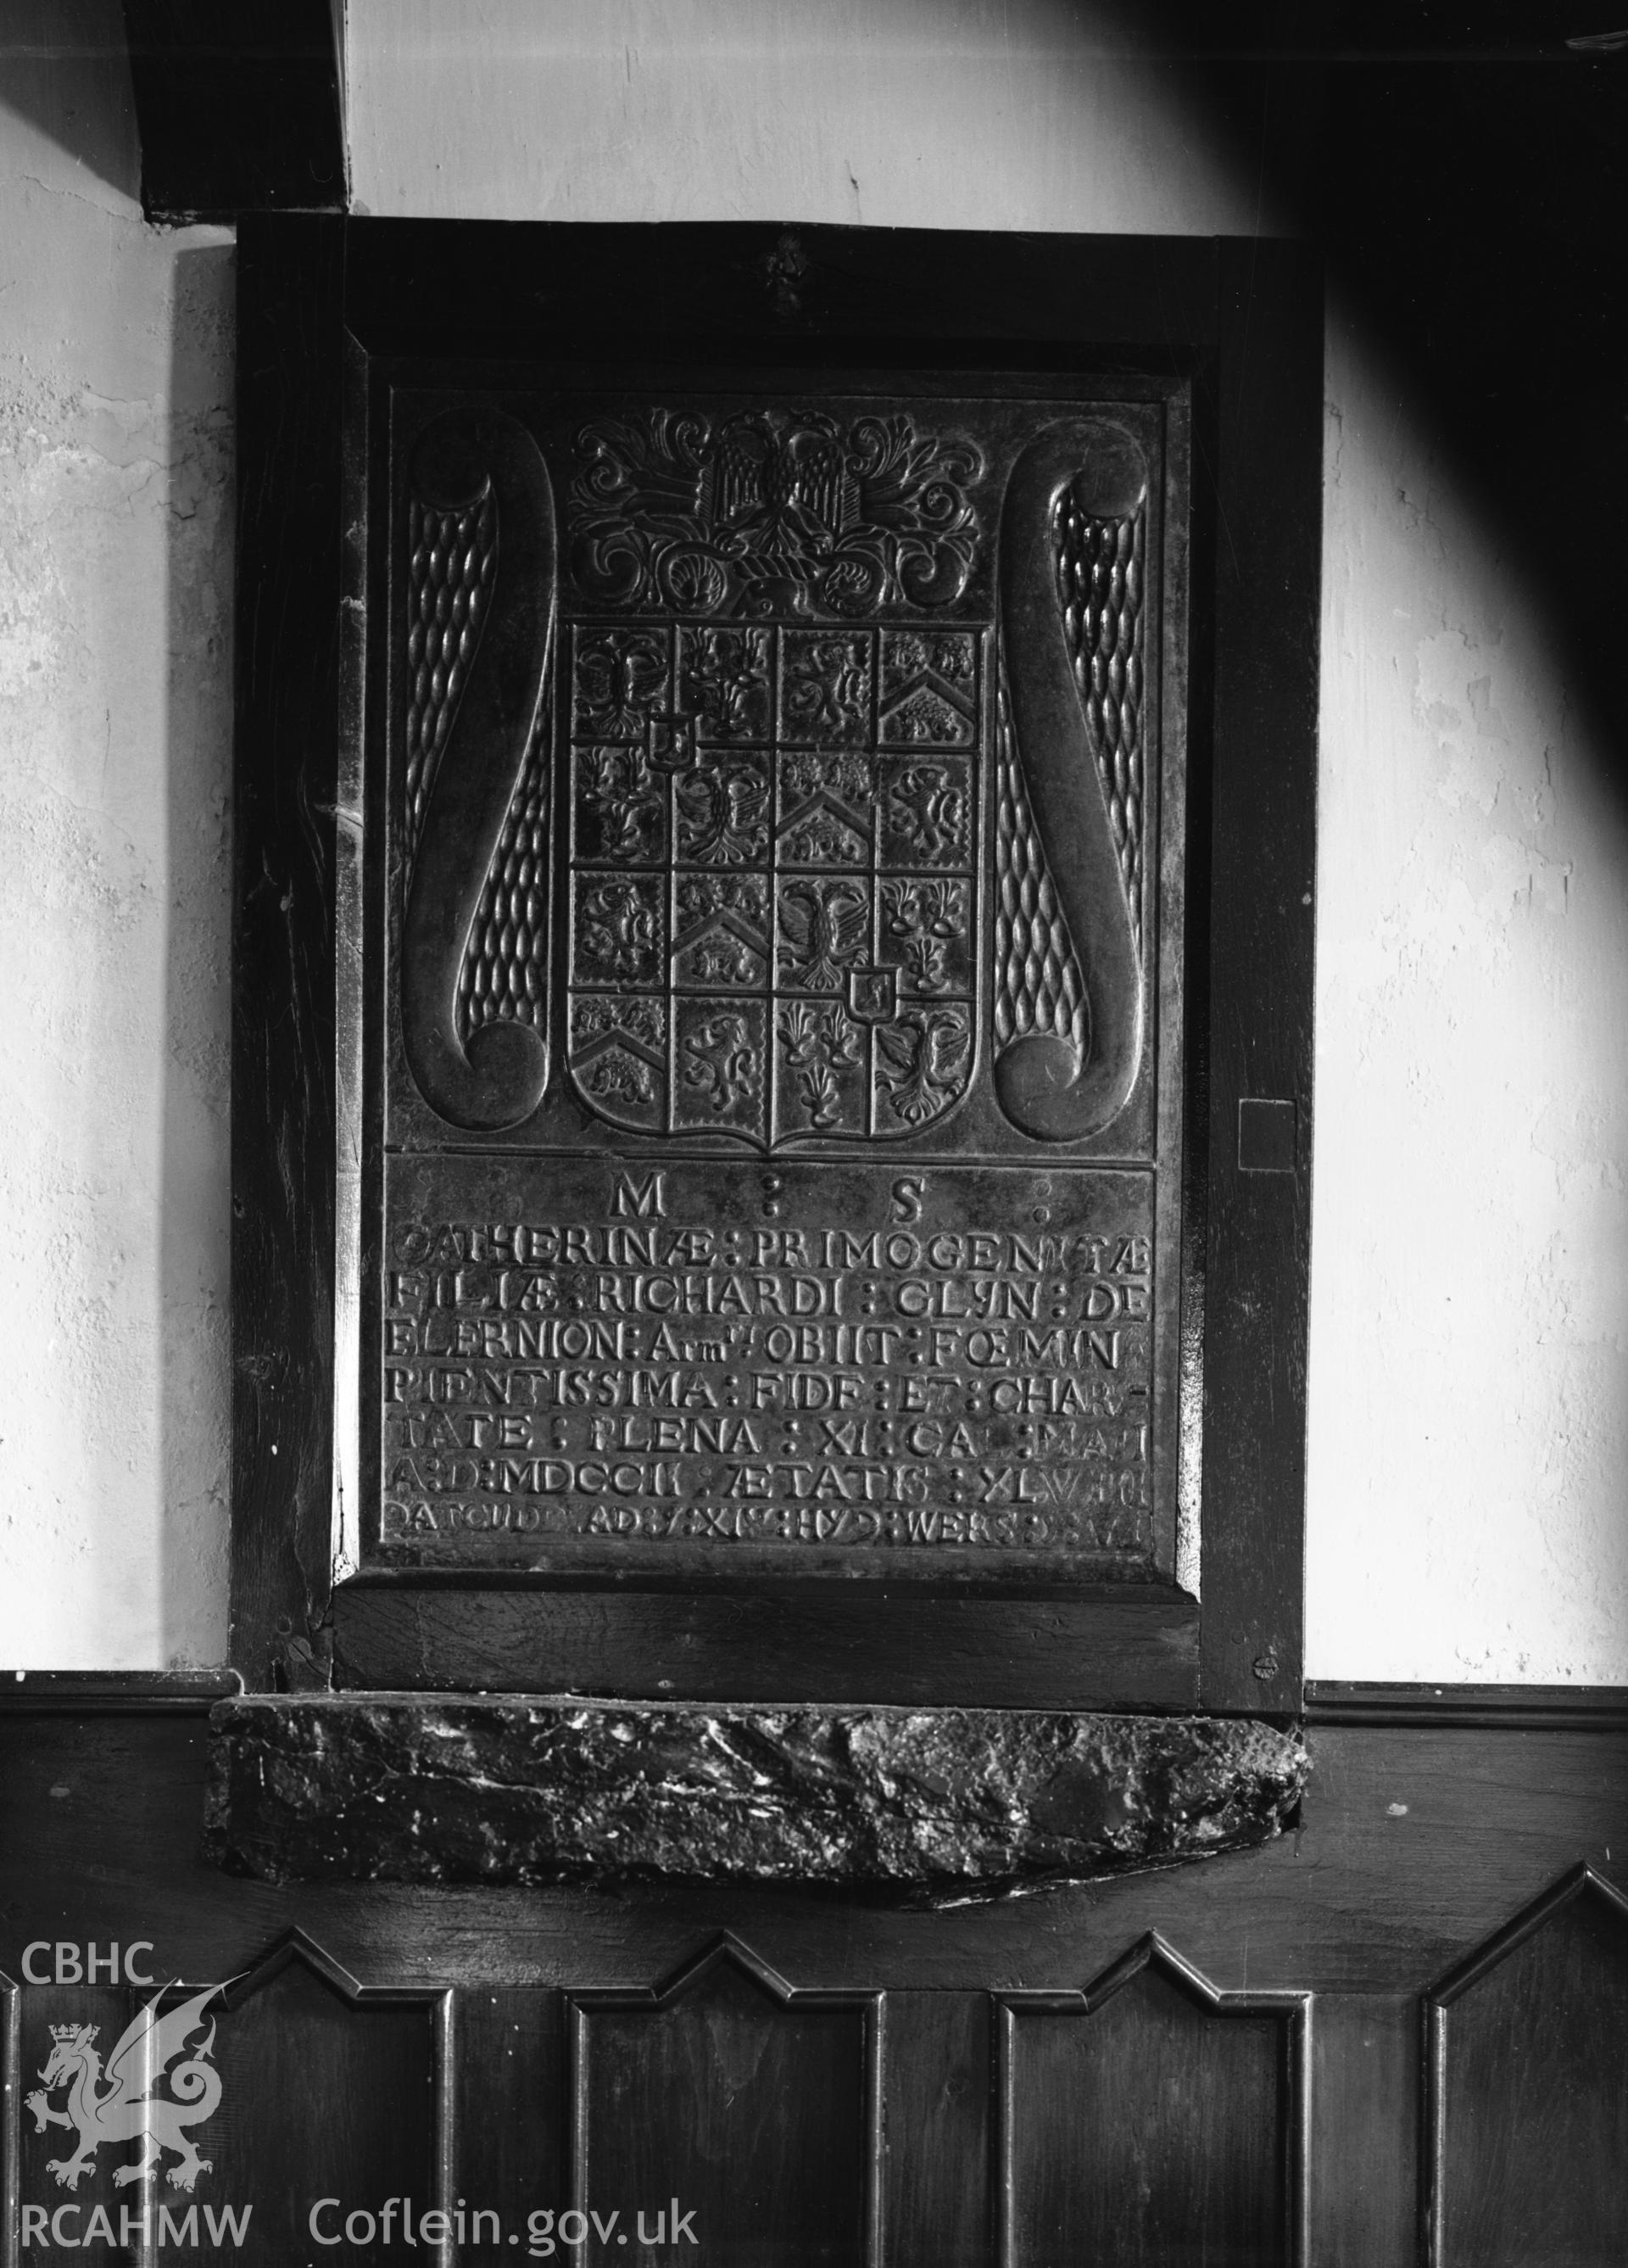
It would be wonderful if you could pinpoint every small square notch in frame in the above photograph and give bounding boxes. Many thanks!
[1238,1097,1297,1174]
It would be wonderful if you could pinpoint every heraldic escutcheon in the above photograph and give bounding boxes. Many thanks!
[374,381,1186,1588]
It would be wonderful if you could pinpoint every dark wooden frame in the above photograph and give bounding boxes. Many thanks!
[231,218,1320,1710]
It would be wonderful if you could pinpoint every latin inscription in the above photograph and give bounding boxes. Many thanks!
[374,1163,1155,1572]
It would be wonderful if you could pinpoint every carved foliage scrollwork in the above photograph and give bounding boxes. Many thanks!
[569,409,984,620]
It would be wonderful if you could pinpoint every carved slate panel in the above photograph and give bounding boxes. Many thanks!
[362,379,1187,1587]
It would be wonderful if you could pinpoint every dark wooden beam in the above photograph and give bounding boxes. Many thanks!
[121,0,345,223]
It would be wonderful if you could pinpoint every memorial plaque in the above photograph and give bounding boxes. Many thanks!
[360,376,1190,1584]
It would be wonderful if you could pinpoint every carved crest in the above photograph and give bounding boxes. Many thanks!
[569,409,984,620]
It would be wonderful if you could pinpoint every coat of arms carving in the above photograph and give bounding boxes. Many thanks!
[392,394,1154,1157]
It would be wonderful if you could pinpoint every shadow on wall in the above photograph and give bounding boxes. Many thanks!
[1140,5,1628,1676]
[0,0,141,200]
[1308,310,1628,1680]
[1144,3,1628,789]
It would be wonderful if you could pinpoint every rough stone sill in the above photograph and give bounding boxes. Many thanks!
[204,1695,1307,1902]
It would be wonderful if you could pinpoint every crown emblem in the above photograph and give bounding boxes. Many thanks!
[31,1987,220,2192]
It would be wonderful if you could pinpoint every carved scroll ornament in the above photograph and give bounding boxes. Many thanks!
[399,411,555,1131]
[994,419,1148,1142]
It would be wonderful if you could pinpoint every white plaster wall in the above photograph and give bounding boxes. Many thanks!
[0,4,234,1666]
[345,0,1258,237]
[1309,316,1628,1679]
[3,0,1625,1678]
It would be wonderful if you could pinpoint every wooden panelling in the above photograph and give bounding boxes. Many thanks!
[883,1992,992,2268]
[6,1931,447,2264]
[14,1986,138,2268]
[9,1713,1628,1995]
[6,1712,1628,2258]
[998,1937,1305,2268]
[1430,1866,1628,2266]
[1306,1995,1416,2268]
[1307,1682,1628,1730]
[207,1935,447,2266]
[453,1989,568,2236]
[0,1675,237,1714]
[2,1970,17,2268]
[569,1940,881,2267]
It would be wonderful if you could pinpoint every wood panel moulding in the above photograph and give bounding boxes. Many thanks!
[569,1938,884,2265]
[997,1936,1308,2267]
[1428,1864,1628,2266]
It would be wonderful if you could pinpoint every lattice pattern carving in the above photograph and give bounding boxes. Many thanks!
[404,489,498,882]
[993,640,1088,1055]
[1053,494,1145,954]
[458,710,549,1043]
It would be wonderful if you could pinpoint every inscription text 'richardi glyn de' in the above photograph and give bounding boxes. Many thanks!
[380,1164,1153,1571]
[371,385,1184,1582]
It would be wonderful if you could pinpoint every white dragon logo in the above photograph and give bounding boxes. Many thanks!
[25,1984,223,2193]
